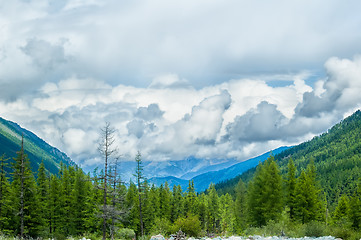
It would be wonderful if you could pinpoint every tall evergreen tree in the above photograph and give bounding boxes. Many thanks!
[48,174,61,237]
[171,185,184,222]
[286,158,297,220]
[159,182,172,221]
[234,179,247,233]
[0,155,11,231]
[294,161,324,224]
[247,156,282,227]
[37,161,48,234]
[207,184,220,232]
[185,180,197,215]
[11,136,41,238]
[134,151,145,236]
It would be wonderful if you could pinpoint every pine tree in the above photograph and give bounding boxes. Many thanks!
[48,174,61,237]
[294,160,324,224]
[332,194,349,224]
[246,156,282,227]
[234,179,247,233]
[11,136,41,238]
[171,185,184,222]
[159,182,172,221]
[286,158,297,220]
[37,161,48,234]
[135,151,145,236]
[59,165,75,235]
[185,180,197,215]
[219,193,235,234]
[126,182,140,233]
[0,155,11,231]
[207,184,220,232]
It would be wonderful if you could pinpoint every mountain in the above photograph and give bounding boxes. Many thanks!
[0,117,76,175]
[215,110,361,205]
[149,146,289,191]
[119,157,240,183]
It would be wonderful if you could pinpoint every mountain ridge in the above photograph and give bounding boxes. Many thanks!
[0,116,76,175]
[215,109,361,205]
[149,146,289,191]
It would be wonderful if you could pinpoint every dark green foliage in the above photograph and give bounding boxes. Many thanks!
[234,179,246,233]
[171,215,201,237]
[216,110,361,209]
[247,157,283,227]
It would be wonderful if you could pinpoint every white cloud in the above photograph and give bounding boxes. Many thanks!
[1,1,361,170]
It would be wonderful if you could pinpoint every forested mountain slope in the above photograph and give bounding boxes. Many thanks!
[0,117,75,175]
[216,110,361,205]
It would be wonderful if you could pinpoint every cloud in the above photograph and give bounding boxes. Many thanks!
[1,1,361,170]
[1,0,361,94]
[225,101,287,142]
[135,104,164,121]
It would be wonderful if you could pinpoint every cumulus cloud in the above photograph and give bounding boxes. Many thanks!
[1,1,361,171]
[135,104,164,121]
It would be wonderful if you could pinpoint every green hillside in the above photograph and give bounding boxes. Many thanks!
[0,117,75,176]
[216,110,361,206]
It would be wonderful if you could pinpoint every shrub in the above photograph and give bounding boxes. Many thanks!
[118,228,136,240]
[171,215,201,237]
[150,218,172,236]
[304,221,325,237]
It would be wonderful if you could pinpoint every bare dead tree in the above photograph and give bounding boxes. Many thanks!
[98,122,117,240]
[108,157,128,240]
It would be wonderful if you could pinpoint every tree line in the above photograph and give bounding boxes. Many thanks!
[1,145,361,239]
[2,121,361,239]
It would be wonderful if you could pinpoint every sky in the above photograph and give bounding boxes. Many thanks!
[1,0,361,168]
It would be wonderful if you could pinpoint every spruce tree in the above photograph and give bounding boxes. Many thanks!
[185,180,197,215]
[332,194,349,224]
[135,151,145,236]
[234,179,247,233]
[0,155,11,231]
[286,158,297,220]
[37,161,48,234]
[171,185,184,222]
[207,184,220,232]
[48,175,61,237]
[11,136,41,238]
[246,156,282,227]
[159,182,172,221]
[294,161,324,224]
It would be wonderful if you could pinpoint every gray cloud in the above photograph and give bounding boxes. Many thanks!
[21,38,67,72]
[127,120,146,138]
[1,1,361,169]
[225,101,287,142]
[135,104,164,121]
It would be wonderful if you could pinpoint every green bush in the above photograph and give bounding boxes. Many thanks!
[118,228,136,240]
[171,215,201,237]
[150,218,172,236]
[304,221,325,237]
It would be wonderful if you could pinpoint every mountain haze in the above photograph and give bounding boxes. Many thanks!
[149,146,289,191]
